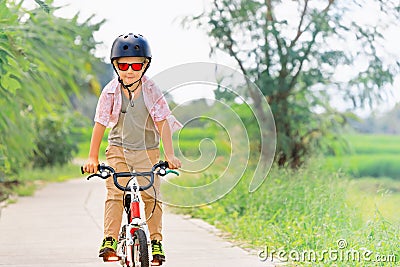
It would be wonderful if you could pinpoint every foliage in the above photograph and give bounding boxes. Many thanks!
[185,0,400,168]
[31,110,83,167]
[0,0,104,178]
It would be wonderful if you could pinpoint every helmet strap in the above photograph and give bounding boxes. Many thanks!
[118,77,142,107]
[112,59,150,107]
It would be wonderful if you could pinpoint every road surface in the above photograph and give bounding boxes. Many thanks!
[0,178,277,267]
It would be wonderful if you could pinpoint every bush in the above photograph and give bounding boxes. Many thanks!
[32,111,80,167]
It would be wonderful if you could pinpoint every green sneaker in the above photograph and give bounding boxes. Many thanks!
[151,240,166,264]
[99,236,118,260]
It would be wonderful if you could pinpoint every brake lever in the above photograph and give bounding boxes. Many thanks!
[81,164,110,180]
[86,174,99,180]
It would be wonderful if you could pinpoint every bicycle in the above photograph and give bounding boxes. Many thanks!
[82,161,179,267]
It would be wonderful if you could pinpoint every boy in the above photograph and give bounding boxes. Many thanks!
[82,33,181,265]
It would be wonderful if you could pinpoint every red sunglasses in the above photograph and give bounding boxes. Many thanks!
[117,62,145,71]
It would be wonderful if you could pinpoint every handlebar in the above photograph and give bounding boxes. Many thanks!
[81,161,179,192]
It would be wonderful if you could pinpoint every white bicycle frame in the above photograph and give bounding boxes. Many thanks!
[117,175,153,266]
[84,161,175,266]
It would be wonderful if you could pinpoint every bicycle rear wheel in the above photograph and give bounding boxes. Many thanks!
[132,229,149,267]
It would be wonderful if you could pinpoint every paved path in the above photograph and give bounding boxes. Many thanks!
[0,178,277,267]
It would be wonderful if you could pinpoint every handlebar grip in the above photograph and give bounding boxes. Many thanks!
[166,170,180,176]
[81,165,102,175]
[84,165,112,180]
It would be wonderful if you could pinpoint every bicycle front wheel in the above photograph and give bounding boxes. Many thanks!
[131,229,149,267]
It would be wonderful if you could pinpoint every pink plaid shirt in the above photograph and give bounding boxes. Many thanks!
[94,76,182,133]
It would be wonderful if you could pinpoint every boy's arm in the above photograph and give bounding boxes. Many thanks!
[83,122,106,173]
[156,119,181,169]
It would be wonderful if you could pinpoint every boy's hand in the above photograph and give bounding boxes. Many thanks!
[82,158,99,174]
[165,155,181,169]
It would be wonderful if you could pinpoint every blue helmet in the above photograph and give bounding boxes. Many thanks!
[110,33,152,63]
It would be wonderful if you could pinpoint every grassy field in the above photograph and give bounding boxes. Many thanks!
[166,161,399,266]
[163,130,400,266]
[325,134,400,179]
[347,177,400,224]
[318,133,400,224]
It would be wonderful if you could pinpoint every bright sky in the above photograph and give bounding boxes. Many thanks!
[52,0,219,76]
[24,0,400,114]
[50,0,231,104]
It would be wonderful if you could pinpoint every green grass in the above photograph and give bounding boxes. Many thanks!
[4,163,82,199]
[75,127,109,160]
[173,124,231,159]
[325,134,400,179]
[163,130,400,266]
[19,163,82,183]
[346,177,400,224]
[325,154,400,179]
[165,160,400,266]
[345,134,400,155]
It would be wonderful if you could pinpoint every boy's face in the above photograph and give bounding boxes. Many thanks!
[115,57,148,85]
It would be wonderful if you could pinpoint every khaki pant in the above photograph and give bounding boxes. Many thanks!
[104,145,162,241]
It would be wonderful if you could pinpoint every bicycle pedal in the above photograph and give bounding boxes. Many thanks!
[103,255,119,262]
[101,250,119,262]
[151,259,164,266]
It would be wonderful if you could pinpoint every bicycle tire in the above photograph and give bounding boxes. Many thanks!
[132,229,149,267]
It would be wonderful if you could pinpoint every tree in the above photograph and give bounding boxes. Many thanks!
[186,0,400,167]
[0,0,104,177]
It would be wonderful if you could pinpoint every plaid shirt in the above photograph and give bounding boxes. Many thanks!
[94,76,182,133]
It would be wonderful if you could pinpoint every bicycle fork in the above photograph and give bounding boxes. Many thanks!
[118,186,153,265]
[130,191,153,263]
